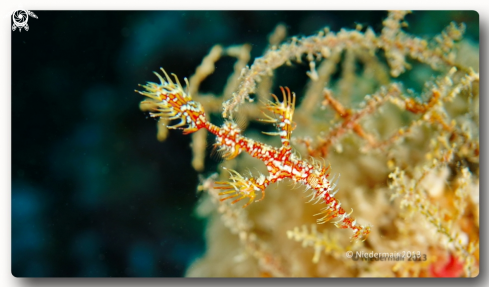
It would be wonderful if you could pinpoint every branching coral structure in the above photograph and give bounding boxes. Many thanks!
[138,11,479,277]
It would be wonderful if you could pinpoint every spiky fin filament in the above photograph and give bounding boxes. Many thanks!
[260,87,297,148]
[136,68,207,135]
[214,167,268,208]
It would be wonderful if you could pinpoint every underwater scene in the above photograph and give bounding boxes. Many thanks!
[12,10,479,277]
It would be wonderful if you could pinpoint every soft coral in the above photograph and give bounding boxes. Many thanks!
[430,254,463,277]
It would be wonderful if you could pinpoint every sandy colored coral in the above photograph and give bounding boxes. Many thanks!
[140,11,479,277]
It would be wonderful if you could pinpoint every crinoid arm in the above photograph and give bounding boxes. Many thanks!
[136,68,208,135]
[215,168,270,208]
[259,87,297,149]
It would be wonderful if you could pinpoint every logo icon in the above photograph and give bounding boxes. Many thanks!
[12,10,38,32]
